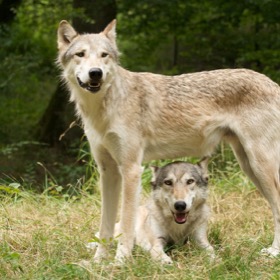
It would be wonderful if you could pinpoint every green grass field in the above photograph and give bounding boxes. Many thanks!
[1,152,280,279]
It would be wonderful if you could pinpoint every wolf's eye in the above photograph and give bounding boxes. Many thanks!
[164,180,173,186]
[75,51,85,57]
[101,52,109,58]
[186,179,195,185]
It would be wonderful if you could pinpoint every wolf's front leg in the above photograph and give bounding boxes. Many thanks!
[115,163,143,263]
[193,221,215,259]
[150,238,173,264]
[93,152,122,262]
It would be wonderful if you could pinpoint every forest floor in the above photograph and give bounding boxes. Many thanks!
[0,143,88,194]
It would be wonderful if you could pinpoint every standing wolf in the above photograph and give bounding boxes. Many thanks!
[57,19,280,262]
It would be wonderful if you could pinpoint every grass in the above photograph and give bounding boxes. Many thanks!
[1,148,280,279]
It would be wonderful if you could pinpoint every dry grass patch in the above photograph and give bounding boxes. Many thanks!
[0,166,280,279]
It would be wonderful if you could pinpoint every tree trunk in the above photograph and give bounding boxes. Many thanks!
[36,0,117,147]
[36,81,78,147]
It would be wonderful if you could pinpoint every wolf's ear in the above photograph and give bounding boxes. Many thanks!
[198,157,209,170]
[57,20,78,49]
[197,157,209,183]
[103,19,117,43]
[150,166,159,188]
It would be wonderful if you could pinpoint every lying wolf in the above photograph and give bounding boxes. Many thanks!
[134,158,214,264]
[57,19,280,262]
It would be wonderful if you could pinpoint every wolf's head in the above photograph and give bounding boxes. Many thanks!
[151,158,209,224]
[57,20,119,94]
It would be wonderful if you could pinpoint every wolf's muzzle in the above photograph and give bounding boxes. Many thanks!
[77,67,103,93]
[173,201,188,224]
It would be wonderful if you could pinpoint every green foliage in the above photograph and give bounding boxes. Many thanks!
[5,0,74,65]
[118,0,280,79]
[77,139,100,193]
[0,0,75,143]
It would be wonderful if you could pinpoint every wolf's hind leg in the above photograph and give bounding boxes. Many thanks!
[229,136,280,256]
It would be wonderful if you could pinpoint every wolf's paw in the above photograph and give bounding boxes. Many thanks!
[160,254,173,265]
[261,247,280,257]
[115,252,131,264]
[86,232,100,251]
[93,245,110,263]
[114,243,133,265]
[77,259,92,268]
[86,242,99,250]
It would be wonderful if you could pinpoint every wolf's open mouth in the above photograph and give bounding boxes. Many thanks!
[173,212,189,224]
[77,77,101,93]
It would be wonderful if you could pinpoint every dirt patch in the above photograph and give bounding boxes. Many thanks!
[0,142,90,192]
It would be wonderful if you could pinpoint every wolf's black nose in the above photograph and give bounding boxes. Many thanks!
[89,68,103,80]
[174,201,187,212]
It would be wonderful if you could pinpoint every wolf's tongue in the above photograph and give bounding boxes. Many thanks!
[175,213,186,224]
